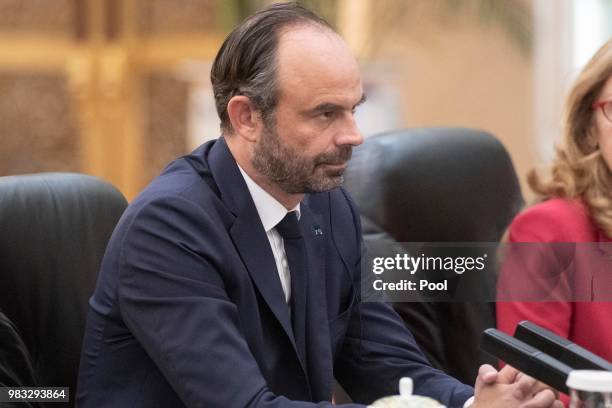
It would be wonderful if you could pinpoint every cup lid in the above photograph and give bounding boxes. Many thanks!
[567,370,612,392]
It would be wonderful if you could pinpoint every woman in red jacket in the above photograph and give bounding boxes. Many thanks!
[497,39,612,403]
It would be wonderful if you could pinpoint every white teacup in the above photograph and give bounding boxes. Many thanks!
[369,378,445,408]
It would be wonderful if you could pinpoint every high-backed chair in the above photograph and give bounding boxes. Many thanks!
[0,173,127,405]
[343,128,524,385]
[0,311,36,384]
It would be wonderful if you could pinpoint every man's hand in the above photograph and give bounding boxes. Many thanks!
[472,364,563,408]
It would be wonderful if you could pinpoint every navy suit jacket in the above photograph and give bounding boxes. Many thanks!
[77,137,473,407]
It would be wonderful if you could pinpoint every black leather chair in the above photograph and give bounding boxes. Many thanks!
[343,128,524,385]
[0,173,127,406]
[0,311,39,407]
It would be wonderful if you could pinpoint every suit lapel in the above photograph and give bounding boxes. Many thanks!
[207,137,297,355]
[300,200,333,400]
[229,212,295,343]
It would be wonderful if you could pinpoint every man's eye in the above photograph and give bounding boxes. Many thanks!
[320,111,334,119]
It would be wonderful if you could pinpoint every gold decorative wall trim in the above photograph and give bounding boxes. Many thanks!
[0,35,77,70]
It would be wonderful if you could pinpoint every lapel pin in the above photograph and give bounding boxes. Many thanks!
[314,228,324,236]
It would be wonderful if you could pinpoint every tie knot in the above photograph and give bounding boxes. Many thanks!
[275,211,302,239]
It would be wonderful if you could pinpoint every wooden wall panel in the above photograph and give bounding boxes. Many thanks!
[0,73,80,175]
[0,0,75,36]
[137,0,219,35]
[143,73,189,182]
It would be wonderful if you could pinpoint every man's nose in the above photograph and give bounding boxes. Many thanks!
[336,117,364,147]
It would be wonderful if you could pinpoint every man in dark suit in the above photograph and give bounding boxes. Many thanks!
[77,3,561,407]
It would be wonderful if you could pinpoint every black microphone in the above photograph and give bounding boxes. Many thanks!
[481,328,572,394]
[515,320,612,371]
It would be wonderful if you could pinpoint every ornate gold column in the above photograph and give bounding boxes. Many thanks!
[70,0,143,199]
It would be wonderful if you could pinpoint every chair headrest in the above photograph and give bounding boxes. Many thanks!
[0,173,127,387]
[344,128,524,242]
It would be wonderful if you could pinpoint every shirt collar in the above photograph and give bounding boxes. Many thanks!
[238,165,300,232]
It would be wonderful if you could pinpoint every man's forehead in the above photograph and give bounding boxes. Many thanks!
[275,24,362,100]
[277,24,348,62]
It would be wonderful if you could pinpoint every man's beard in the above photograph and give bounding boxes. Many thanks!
[251,120,352,194]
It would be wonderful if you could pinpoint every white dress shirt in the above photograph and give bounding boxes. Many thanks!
[238,165,299,304]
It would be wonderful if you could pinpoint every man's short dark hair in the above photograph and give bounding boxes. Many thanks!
[210,2,333,133]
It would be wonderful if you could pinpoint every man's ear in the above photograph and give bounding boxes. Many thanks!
[227,96,262,142]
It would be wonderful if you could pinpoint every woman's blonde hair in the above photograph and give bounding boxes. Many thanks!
[529,38,612,238]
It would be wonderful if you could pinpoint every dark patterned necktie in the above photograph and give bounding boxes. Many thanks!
[275,211,308,371]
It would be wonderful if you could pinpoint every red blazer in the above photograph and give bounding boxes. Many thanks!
[496,198,612,404]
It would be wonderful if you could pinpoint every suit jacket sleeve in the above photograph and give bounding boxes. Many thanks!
[333,191,474,408]
[117,194,367,408]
